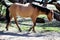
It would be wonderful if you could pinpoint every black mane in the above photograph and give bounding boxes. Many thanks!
[31,4,50,15]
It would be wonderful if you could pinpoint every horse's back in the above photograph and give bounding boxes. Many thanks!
[9,3,35,17]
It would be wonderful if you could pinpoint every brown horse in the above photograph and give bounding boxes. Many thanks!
[6,3,53,32]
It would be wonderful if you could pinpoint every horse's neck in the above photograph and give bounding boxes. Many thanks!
[15,3,30,7]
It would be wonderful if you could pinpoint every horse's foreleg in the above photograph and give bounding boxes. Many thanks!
[14,17,22,32]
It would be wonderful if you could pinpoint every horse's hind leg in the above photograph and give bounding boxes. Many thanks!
[28,17,36,33]
[14,17,22,32]
[28,21,36,33]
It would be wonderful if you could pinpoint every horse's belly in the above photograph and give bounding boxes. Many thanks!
[19,10,33,17]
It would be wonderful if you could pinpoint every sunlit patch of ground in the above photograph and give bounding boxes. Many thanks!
[0,15,60,40]
[0,16,60,32]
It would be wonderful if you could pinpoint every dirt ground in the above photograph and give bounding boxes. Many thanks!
[0,31,60,40]
[0,18,60,40]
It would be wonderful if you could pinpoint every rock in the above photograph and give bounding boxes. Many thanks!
[36,18,45,23]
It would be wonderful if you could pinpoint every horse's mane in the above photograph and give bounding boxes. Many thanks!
[31,4,50,15]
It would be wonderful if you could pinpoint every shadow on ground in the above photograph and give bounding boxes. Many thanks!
[0,31,47,37]
[0,19,60,37]
[11,20,60,27]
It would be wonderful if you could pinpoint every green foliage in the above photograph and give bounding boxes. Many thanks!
[0,3,6,15]
[0,4,2,13]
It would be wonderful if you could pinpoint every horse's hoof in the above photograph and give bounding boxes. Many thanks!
[27,30,30,33]
[28,27,32,32]
[28,29,31,32]
[6,28,8,31]
[5,27,8,31]
[28,29,32,33]
[19,30,22,32]
[33,31,36,33]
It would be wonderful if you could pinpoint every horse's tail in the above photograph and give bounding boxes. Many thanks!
[5,7,10,23]
[2,0,12,23]
[5,6,10,23]
[1,0,11,22]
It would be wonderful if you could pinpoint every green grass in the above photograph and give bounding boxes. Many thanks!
[0,15,60,32]
[0,21,60,32]
[35,27,60,32]
[38,15,47,18]
[21,26,60,32]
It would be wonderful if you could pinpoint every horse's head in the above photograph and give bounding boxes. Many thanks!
[47,10,54,21]
[31,4,54,22]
